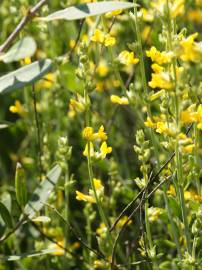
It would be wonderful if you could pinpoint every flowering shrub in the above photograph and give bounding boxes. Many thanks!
[0,0,202,269]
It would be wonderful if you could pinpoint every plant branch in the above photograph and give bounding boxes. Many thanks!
[0,0,47,53]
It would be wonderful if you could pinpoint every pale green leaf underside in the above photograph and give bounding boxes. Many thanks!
[0,249,60,261]
[0,59,52,95]
[44,1,134,21]
[0,37,37,63]
[23,165,62,219]
[0,121,13,129]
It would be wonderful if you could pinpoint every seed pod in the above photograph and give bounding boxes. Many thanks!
[15,162,27,208]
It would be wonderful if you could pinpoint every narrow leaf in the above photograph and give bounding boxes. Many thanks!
[0,120,13,129]
[0,202,12,229]
[32,216,51,223]
[43,1,134,21]
[0,59,52,95]
[15,163,27,208]
[0,249,61,261]
[23,165,62,219]
[0,37,37,63]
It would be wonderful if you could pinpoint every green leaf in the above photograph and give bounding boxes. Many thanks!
[43,1,134,21]
[0,249,61,261]
[0,59,52,95]
[23,165,62,219]
[0,120,13,129]
[15,163,27,208]
[0,37,37,63]
[0,202,13,229]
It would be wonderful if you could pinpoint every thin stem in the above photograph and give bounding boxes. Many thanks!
[166,0,192,255]
[44,203,107,262]
[0,0,47,53]
[32,84,43,181]
[64,165,70,247]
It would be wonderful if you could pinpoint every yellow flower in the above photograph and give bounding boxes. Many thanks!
[96,81,105,92]
[93,125,108,141]
[138,8,154,22]
[93,178,103,190]
[69,39,76,49]
[94,260,105,268]
[69,95,86,114]
[116,215,132,228]
[196,0,202,6]
[148,207,164,222]
[110,95,129,105]
[91,29,105,43]
[82,127,94,140]
[105,9,122,18]
[96,223,107,236]
[167,185,202,202]
[118,50,139,65]
[96,61,109,77]
[39,73,55,89]
[83,142,95,157]
[146,46,173,65]
[99,141,112,159]
[76,190,96,203]
[149,71,173,89]
[21,57,31,65]
[167,185,176,196]
[180,105,197,124]
[149,90,165,101]
[9,100,26,116]
[82,125,107,141]
[186,9,202,24]
[182,144,195,153]
[179,33,202,62]
[104,34,116,47]
[144,117,156,129]
[151,0,184,18]
[76,178,104,204]
[171,0,184,18]
[156,122,172,135]
[91,29,116,47]
[70,242,80,251]
[47,240,65,256]
[151,63,164,73]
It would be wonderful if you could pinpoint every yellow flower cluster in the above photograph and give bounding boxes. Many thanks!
[76,178,104,203]
[9,100,26,117]
[148,63,183,90]
[96,60,109,77]
[110,95,129,105]
[148,65,173,90]
[179,33,202,62]
[105,9,122,18]
[68,94,87,118]
[91,29,116,47]
[167,185,202,202]
[144,116,176,136]
[180,104,202,130]
[151,0,184,18]
[118,50,139,66]
[177,133,195,154]
[146,46,173,65]
[82,125,107,141]
[83,141,112,160]
[82,126,112,159]
[148,207,164,223]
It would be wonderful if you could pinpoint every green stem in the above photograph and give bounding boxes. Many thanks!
[84,88,113,249]
[64,165,69,247]
[163,190,182,258]
[166,0,192,256]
